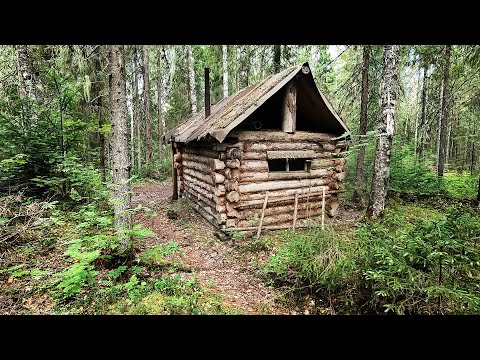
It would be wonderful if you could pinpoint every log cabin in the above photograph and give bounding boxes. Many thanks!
[166,62,349,233]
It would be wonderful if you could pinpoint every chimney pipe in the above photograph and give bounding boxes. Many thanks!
[205,67,211,118]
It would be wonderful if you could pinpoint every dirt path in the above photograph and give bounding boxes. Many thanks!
[132,181,290,315]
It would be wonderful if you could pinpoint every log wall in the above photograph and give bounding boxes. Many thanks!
[173,129,347,231]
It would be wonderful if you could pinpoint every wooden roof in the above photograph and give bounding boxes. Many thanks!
[167,62,349,144]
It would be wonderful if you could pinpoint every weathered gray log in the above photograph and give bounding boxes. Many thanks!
[239,160,269,171]
[212,172,225,184]
[224,180,239,191]
[184,147,218,158]
[183,168,214,185]
[282,82,296,133]
[236,194,331,211]
[292,191,299,231]
[183,190,226,223]
[239,185,333,201]
[228,130,336,142]
[226,218,237,228]
[213,158,226,170]
[239,208,324,228]
[244,142,323,152]
[334,172,346,181]
[256,192,269,239]
[242,152,335,161]
[182,159,213,175]
[322,143,337,151]
[267,150,315,159]
[239,178,330,193]
[226,191,240,203]
[239,169,333,182]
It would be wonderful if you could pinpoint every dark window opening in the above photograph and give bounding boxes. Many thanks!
[268,159,286,172]
[268,158,311,172]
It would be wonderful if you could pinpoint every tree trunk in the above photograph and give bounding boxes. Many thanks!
[477,177,480,202]
[157,46,164,160]
[142,45,153,178]
[223,45,229,98]
[436,45,452,176]
[188,45,197,114]
[133,46,142,172]
[15,45,36,101]
[366,45,400,219]
[91,46,106,182]
[352,45,370,205]
[416,65,429,158]
[108,45,132,254]
[274,45,281,73]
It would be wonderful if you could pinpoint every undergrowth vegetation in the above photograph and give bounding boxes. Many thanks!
[258,199,480,314]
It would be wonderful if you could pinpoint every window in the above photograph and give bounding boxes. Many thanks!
[268,158,311,172]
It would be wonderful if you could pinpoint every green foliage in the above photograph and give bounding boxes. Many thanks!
[262,227,359,295]
[357,203,480,314]
[32,156,109,204]
[139,242,182,266]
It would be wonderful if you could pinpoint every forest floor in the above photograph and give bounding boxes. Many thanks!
[132,181,292,314]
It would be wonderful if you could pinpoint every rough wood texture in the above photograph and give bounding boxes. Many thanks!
[239,186,334,201]
[282,81,296,133]
[240,169,333,183]
[256,192,269,239]
[239,178,330,193]
[237,194,331,211]
[182,159,213,175]
[226,159,240,168]
[267,150,315,159]
[226,191,240,203]
[108,45,132,252]
[183,168,214,185]
[367,45,400,219]
[436,45,452,176]
[229,130,336,142]
[245,142,323,152]
[292,191,299,231]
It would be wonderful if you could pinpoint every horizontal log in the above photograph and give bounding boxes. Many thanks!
[226,148,242,159]
[267,150,315,159]
[212,172,225,184]
[226,219,237,228]
[184,193,218,227]
[183,185,226,212]
[226,168,240,181]
[226,191,240,203]
[333,172,346,181]
[183,147,218,159]
[241,151,336,161]
[183,152,216,166]
[239,186,331,201]
[237,208,325,228]
[224,180,239,191]
[183,168,214,185]
[213,159,226,170]
[183,190,226,223]
[236,194,332,210]
[239,199,327,220]
[239,178,330,193]
[322,143,337,151]
[228,130,337,142]
[182,159,213,174]
[244,142,323,152]
[215,143,243,151]
[239,160,269,171]
[239,169,333,182]
[183,172,213,192]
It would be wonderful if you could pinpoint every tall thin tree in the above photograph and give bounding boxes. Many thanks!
[436,45,452,176]
[142,45,153,177]
[366,45,400,219]
[416,64,429,158]
[188,46,197,114]
[133,46,142,173]
[157,46,164,160]
[273,45,281,72]
[223,45,229,98]
[352,45,371,205]
[108,45,132,254]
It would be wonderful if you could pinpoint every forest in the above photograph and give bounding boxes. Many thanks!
[1,44,479,315]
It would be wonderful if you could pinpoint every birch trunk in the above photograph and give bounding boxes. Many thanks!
[108,45,132,253]
[188,46,197,114]
[366,45,400,219]
[352,45,370,205]
[223,45,229,98]
[142,45,153,177]
[15,45,36,101]
[436,45,452,176]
